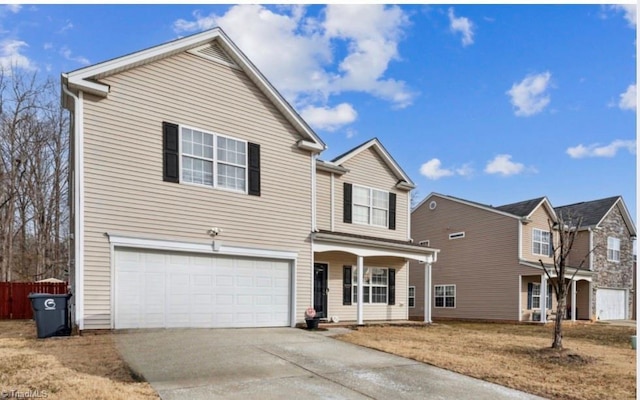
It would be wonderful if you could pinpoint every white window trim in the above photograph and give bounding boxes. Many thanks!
[408,286,416,308]
[607,237,621,262]
[434,284,456,308]
[352,184,389,228]
[532,228,551,256]
[449,232,465,240]
[529,282,552,310]
[178,124,248,194]
[353,267,389,304]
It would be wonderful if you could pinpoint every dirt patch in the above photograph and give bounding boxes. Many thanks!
[337,321,636,400]
[0,320,158,400]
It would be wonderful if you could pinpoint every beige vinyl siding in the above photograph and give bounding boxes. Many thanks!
[333,147,409,241]
[410,195,529,320]
[567,230,591,269]
[316,170,332,231]
[520,205,555,264]
[81,51,313,329]
[315,252,408,321]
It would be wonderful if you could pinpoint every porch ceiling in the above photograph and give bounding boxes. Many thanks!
[312,231,438,263]
[519,260,593,282]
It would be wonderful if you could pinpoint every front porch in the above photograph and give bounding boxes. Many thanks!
[312,230,438,325]
[520,273,592,323]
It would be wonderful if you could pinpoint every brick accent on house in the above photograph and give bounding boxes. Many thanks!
[590,204,634,319]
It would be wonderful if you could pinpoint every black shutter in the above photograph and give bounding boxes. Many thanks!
[343,266,352,305]
[547,284,553,309]
[343,183,352,223]
[527,283,533,309]
[248,142,261,196]
[388,268,396,305]
[163,122,179,183]
[388,192,396,230]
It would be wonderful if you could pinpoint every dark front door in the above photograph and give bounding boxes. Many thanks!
[313,263,328,319]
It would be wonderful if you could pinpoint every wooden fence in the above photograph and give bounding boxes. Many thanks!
[0,282,69,319]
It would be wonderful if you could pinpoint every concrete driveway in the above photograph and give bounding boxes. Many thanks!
[115,327,544,400]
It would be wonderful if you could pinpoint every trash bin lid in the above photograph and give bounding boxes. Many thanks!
[28,293,71,298]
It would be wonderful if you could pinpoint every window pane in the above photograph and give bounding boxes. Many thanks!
[408,287,415,297]
[531,297,540,308]
[353,186,369,205]
[372,286,387,303]
[372,208,387,226]
[372,190,388,208]
[353,205,369,224]
[445,297,455,308]
[445,286,455,296]
[218,137,246,167]
[531,284,541,296]
[435,286,444,296]
[435,297,444,307]
[371,268,387,285]
[217,164,245,191]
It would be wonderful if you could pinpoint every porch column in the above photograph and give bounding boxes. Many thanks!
[571,280,577,321]
[424,262,432,323]
[540,274,547,323]
[357,255,364,326]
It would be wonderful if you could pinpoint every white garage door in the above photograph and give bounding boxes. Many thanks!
[115,248,291,329]
[596,289,626,320]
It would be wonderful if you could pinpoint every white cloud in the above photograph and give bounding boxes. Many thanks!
[618,84,636,111]
[0,39,36,71]
[60,46,89,65]
[566,140,636,159]
[420,159,454,180]
[484,154,525,176]
[173,4,415,122]
[300,103,357,132]
[58,21,74,34]
[448,7,474,47]
[5,4,21,13]
[506,72,552,117]
[610,5,637,27]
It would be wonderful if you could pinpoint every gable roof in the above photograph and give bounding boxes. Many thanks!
[414,193,521,219]
[495,196,556,220]
[414,193,557,222]
[61,27,325,152]
[555,196,637,236]
[327,138,415,189]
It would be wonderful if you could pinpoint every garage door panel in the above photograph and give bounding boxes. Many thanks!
[596,289,626,320]
[115,249,291,329]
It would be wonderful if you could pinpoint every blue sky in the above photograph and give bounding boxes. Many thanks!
[1,4,637,221]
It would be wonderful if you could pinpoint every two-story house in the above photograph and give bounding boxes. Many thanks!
[61,28,437,331]
[554,196,636,320]
[409,193,635,323]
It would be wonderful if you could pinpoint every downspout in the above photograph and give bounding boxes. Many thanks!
[62,82,84,330]
[310,153,318,309]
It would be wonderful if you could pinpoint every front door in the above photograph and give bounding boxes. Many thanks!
[313,263,328,319]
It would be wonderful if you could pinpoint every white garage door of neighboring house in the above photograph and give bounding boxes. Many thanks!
[596,289,626,320]
[115,248,291,329]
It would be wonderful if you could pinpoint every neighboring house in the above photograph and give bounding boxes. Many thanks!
[61,28,437,331]
[554,196,636,320]
[408,193,635,323]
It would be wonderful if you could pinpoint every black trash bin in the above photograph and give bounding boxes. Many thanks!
[28,293,72,338]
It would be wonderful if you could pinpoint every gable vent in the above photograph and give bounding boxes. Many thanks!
[189,43,238,69]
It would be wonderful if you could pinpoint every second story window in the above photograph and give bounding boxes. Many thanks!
[181,126,247,192]
[532,228,551,256]
[607,237,620,262]
[353,185,388,227]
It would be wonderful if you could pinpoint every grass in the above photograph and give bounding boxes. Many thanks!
[0,320,158,400]
[336,321,636,400]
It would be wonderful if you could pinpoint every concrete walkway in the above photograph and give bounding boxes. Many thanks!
[115,327,545,400]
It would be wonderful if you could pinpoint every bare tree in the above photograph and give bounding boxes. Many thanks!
[0,67,69,282]
[539,213,595,350]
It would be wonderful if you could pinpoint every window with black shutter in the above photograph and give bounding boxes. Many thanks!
[343,266,352,305]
